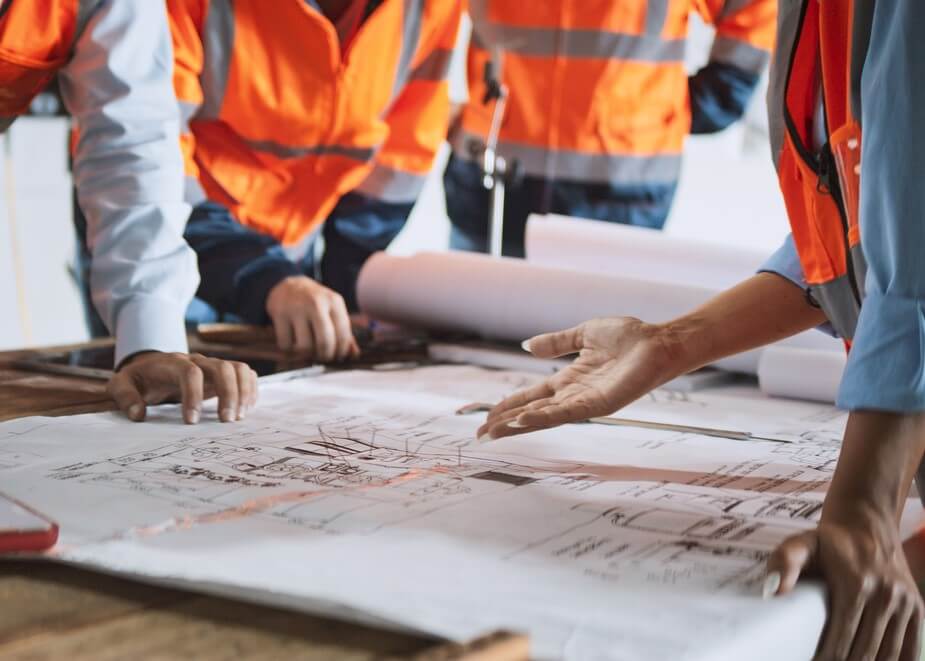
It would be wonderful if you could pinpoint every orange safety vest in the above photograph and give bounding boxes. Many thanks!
[0,0,95,130]
[771,0,869,341]
[453,0,776,186]
[169,0,461,247]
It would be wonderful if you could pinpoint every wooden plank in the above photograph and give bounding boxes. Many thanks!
[0,563,436,661]
[0,562,187,646]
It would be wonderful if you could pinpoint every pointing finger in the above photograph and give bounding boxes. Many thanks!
[524,326,584,359]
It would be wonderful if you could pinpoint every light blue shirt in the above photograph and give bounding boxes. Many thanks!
[59,1,197,366]
[761,0,925,412]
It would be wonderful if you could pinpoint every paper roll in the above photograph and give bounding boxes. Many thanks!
[758,346,846,403]
[357,251,844,377]
[358,251,717,341]
[525,214,768,290]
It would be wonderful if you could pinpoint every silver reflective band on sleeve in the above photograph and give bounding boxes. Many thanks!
[354,163,427,204]
[710,36,769,74]
[409,48,454,82]
[199,0,235,120]
[644,0,671,36]
[244,138,377,162]
[471,24,686,63]
[811,275,862,341]
[390,0,424,101]
[184,176,207,205]
[451,130,682,185]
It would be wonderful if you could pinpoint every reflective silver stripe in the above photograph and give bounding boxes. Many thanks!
[850,0,875,124]
[0,115,15,133]
[178,100,199,130]
[719,0,755,20]
[645,0,671,35]
[244,138,376,162]
[391,0,425,100]
[850,242,868,302]
[710,36,769,74]
[451,130,681,184]
[767,0,803,170]
[354,163,427,204]
[811,275,862,340]
[185,176,207,205]
[409,47,453,82]
[470,24,686,63]
[200,0,235,120]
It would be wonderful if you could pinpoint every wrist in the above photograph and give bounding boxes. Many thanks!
[117,350,160,371]
[656,314,715,375]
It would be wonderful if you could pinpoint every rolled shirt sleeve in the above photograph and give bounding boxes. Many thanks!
[837,0,925,412]
[759,233,808,290]
[60,0,197,366]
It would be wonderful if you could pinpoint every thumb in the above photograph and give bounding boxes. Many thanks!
[108,371,147,422]
[764,531,817,598]
[523,325,584,359]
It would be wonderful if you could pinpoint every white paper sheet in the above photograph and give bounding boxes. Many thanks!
[357,250,843,376]
[758,346,846,404]
[3,366,921,660]
[525,215,768,290]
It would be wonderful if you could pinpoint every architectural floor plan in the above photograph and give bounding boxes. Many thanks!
[1,366,918,659]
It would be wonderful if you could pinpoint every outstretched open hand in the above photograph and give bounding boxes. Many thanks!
[478,317,685,440]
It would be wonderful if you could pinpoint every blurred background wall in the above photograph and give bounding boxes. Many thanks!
[0,15,787,351]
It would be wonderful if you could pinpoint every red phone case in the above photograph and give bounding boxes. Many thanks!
[0,494,59,554]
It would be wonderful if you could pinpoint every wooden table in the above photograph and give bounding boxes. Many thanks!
[0,341,528,660]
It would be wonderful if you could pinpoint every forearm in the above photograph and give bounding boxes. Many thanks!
[688,62,761,134]
[660,273,827,374]
[824,411,925,524]
[184,202,300,323]
[63,0,196,366]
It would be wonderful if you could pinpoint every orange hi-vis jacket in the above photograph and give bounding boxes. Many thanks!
[169,0,461,247]
[0,0,95,130]
[453,0,776,186]
[770,0,868,342]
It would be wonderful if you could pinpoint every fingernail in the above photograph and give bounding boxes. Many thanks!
[220,408,234,423]
[128,404,143,421]
[188,409,201,425]
[508,421,527,429]
[762,572,781,599]
[520,340,532,353]
[237,409,246,421]
[477,434,492,443]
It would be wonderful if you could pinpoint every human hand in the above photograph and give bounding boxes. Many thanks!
[108,352,258,424]
[766,511,924,661]
[477,317,686,440]
[266,275,359,362]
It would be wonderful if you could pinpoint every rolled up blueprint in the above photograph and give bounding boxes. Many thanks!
[525,214,768,290]
[758,346,846,404]
[359,250,715,339]
[357,251,844,376]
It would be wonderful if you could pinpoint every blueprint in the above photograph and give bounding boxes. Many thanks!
[0,366,919,660]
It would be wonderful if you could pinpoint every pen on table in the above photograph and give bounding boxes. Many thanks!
[456,403,793,444]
